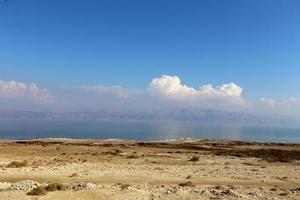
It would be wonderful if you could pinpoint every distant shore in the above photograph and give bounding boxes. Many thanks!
[1,136,300,145]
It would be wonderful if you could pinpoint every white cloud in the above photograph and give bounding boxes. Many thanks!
[218,82,243,97]
[149,75,198,100]
[0,80,53,103]
[149,75,245,105]
[79,85,130,98]
[284,97,300,104]
[259,97,276,107]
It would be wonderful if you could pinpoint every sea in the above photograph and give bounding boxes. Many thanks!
[0,119,299,143]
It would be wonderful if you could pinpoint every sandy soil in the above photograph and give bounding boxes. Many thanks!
[0,138,299,199]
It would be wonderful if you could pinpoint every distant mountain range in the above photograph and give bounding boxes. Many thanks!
[0,108,297,127]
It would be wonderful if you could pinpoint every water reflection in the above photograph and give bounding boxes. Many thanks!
[0,120,299,142]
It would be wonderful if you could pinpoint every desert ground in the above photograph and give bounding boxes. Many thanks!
[0,138,299,200]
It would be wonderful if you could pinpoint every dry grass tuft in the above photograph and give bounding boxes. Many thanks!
[27,183,66,196]
[6,160,28,168]
[118,183,131,190]
[45,183,66,191]
[186,175,192,179]
[69,173,79,177]
[27,187,47,196]
[127,154,139,159]
[189,156,199,162]
[178,181,193,187]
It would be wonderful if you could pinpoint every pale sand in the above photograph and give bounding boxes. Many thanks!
[0,139,299,199]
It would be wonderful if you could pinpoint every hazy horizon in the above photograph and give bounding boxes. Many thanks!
[1,0,300,139]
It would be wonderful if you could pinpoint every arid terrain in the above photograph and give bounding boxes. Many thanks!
[0,138,300,199]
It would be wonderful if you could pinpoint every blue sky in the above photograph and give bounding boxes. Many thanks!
[0,0,300,115]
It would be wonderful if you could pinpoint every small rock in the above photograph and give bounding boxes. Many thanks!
[70,182,97,191]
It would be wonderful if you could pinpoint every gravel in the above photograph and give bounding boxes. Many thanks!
[70,182,97,191]
[8,180,40,191]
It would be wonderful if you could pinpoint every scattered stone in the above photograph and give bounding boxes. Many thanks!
[209,185,244,198]
[9,180,40,191]
[0,182,12,190]
[290,187,300,195]
[70,182,97,191]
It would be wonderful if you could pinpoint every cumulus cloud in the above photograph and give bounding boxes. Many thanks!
[149,75,245,105]
[149,75,197,100]
[0,80,53,103]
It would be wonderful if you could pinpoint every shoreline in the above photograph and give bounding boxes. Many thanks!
[1,136,299,145]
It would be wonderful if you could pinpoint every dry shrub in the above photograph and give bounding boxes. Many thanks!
[186,175,192,179]
[7,160,28,168]
[189,156,199,162]
[127,154,139,159]
[45,183,66,191]
[27,187,47,196]
[118,183,131,190]
[178,181,193,187]
[114,149,122,154]
[214,148,300,163]
[69,173,78,177]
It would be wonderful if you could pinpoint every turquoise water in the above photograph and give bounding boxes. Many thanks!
[0,120,299,142]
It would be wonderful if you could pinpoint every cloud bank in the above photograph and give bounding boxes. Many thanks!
[0,80,53,103]
[0,76,299,119]
[79,85,130,98]
[259,97,276,107]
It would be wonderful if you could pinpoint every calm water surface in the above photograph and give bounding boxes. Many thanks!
[0,120,299,142]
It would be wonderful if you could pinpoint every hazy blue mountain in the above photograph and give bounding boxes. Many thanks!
[0,108,297,127]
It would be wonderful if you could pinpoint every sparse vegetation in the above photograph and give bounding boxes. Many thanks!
[214,148,300,163]
[118,183,131,190]
[6,160,28,168]
[45,183,66,191]
[127,154,139,159]
[114,149,122,154]
[103,150,122,156]
[270,187,278,191]
[178,181,193,187]
[186,175,192,179]
[69,173,78,177]
[27,186,47,196]
[189,156,199,162]
[27,183,66,196]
